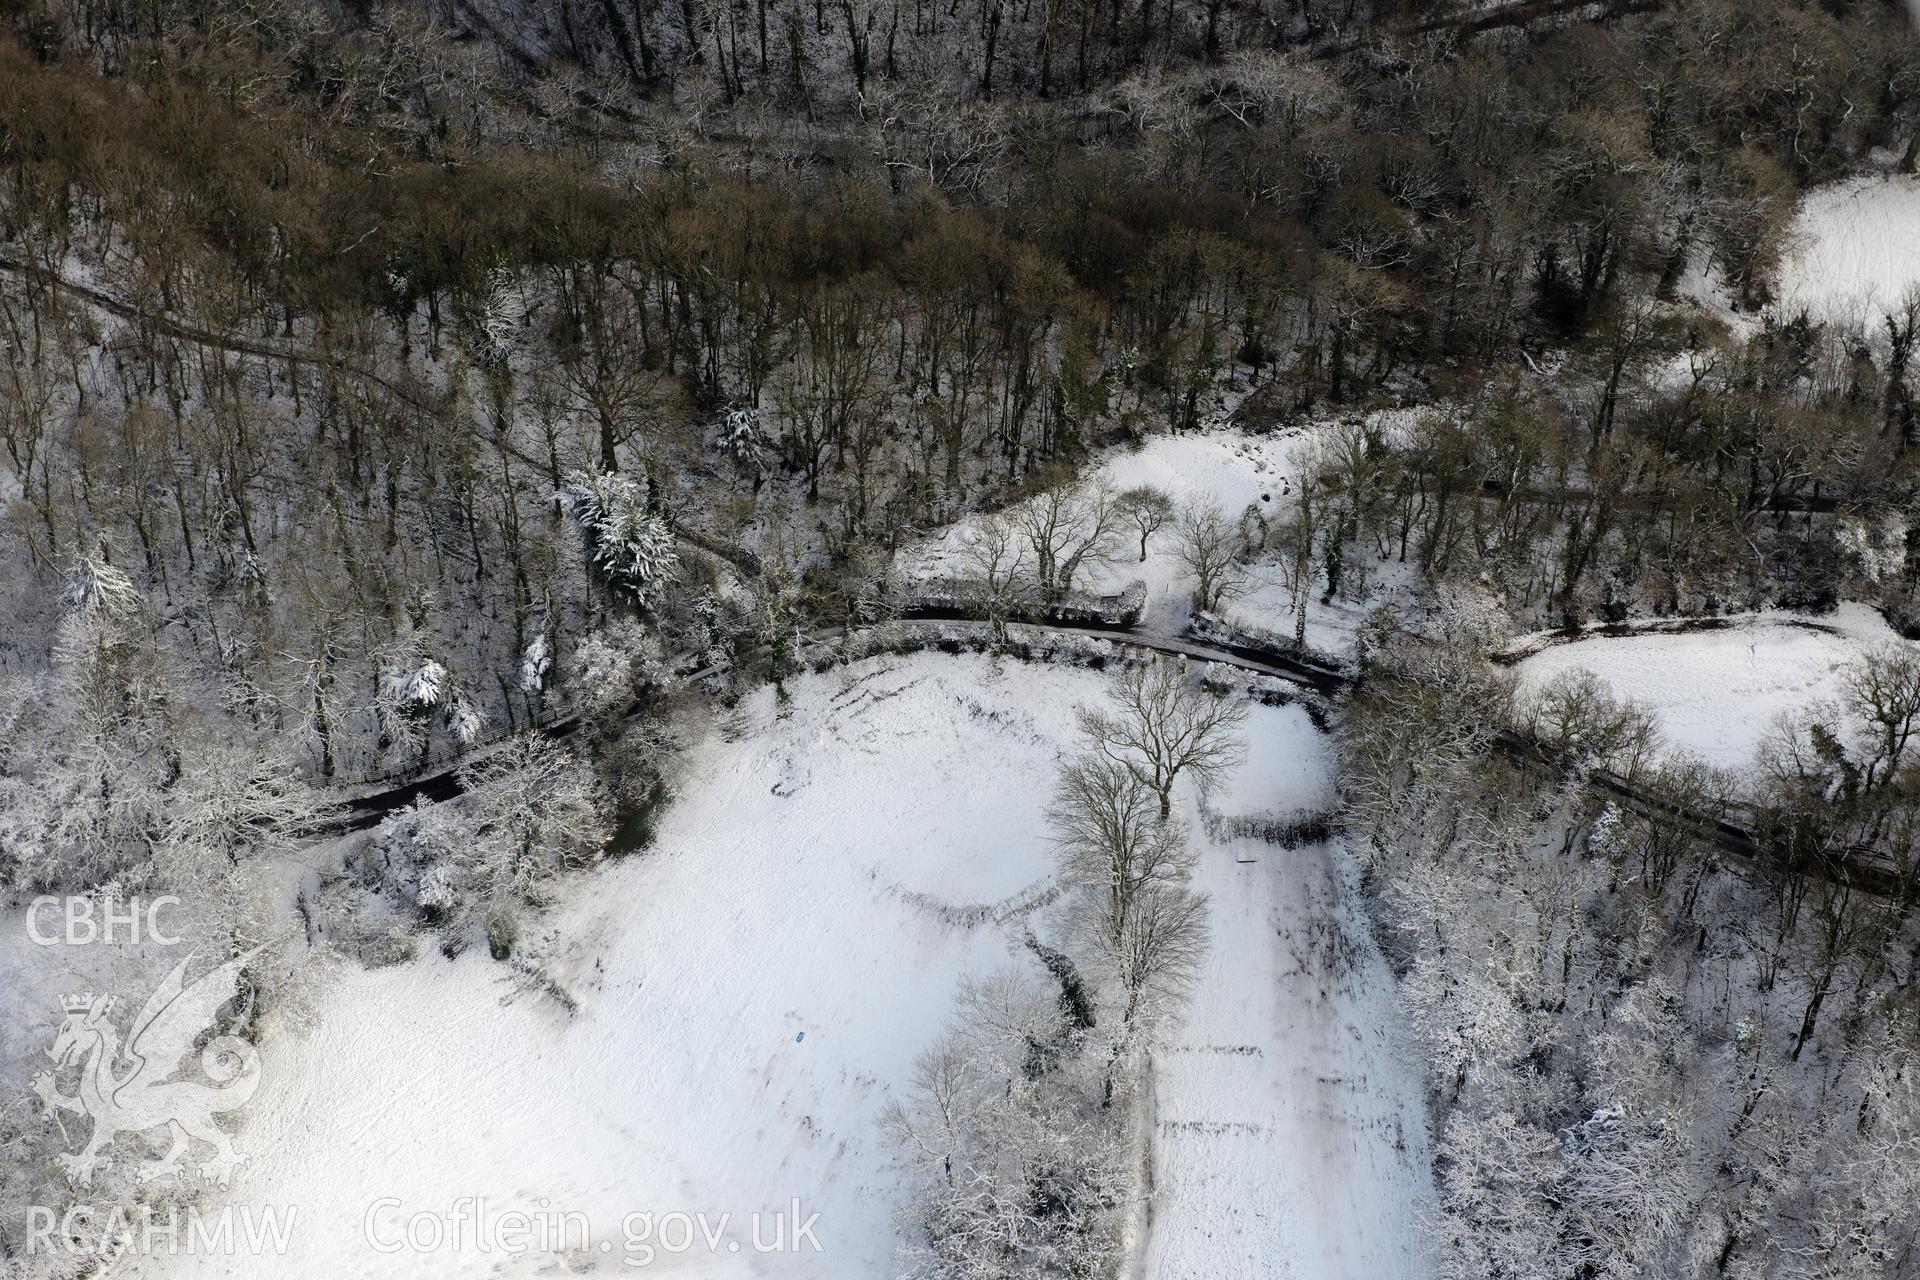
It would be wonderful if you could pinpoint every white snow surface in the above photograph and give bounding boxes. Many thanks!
[130,653,1430,1279]
[1147,825,1430,1278]
[1774,173,1920,326]
[1510,603,1910,772]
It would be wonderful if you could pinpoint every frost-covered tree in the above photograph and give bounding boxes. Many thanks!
[510,631,549,702]
[0,554,177,888]
[1172,501,1246,613]
[1805,1040,1920,1276]
[562,617,668,716]
[458,264,527,367]
[961,511,1032,644]
[159,745,328,870]
[1558,980,1701,1278]
[889,968,1129,1280]
[1432,1108,1569,1280]
[1048,757,1193,955]
[718,406,767,490]
[555,469,681,608]
[374,645,475,760]
[373,735,607,954]
[60,552,143,620]
[1012,481,1121,602]
[459,735,608,924]
[1115,485,1173,562]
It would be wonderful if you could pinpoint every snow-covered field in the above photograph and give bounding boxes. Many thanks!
[1774,173,1920,325]
[1509,603,1909,772]
[108,653,1428,1279]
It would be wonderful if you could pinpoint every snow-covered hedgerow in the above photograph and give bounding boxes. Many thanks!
[1186,607,1351,676]
[815,621,1149,674]
[901,576,1148,629]
[1196,802,1337,848]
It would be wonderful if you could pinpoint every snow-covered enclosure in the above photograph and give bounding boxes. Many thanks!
[900,575,1147,628]
[1508,604,1912,771]
[1146,765,1430,1278]
[1773,173,1920,325]
[137,654,1429,1279]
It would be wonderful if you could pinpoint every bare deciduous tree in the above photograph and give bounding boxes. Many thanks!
[1843,645,1920,790]
[1013,480,1122,602]
[1077,659,1248,817]
[1115,484,1173,562]
[1172,502,1245,612]
[1100,878,1208,1035]
[1273,485,1319,647]
[1049,756,1194,950]
[961,511,1032,644]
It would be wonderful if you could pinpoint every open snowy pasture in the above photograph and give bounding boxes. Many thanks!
[125,652,1428,1279]
[1773,173,1920,325]
[1507,603,1910,772]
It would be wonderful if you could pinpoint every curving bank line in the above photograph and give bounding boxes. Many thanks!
[325,614,1344,831]
[322,609,1905,901]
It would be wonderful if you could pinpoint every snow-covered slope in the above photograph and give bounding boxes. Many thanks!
[908,420,1420,650]
[134,653,1429,1278]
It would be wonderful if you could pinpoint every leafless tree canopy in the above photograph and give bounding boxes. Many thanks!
[1172,501,1247,612]
[1077,658,1249,816]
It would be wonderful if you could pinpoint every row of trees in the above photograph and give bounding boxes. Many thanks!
[1257,302,1920,642]
[958,476,1262,624]
[891,657,1242,1275]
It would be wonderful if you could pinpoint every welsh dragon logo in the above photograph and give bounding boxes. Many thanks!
[31,949,264,1188]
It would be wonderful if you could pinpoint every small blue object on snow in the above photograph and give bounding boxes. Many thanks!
[795,1031,805,1043]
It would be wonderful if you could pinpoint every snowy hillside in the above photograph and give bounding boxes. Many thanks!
[906,415,1422,653]
[1774,174,1920,324]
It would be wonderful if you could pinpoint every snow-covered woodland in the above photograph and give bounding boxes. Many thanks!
[9,0,1920,1276]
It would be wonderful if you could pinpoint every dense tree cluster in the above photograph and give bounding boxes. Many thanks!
[1344,615,1920,1279]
